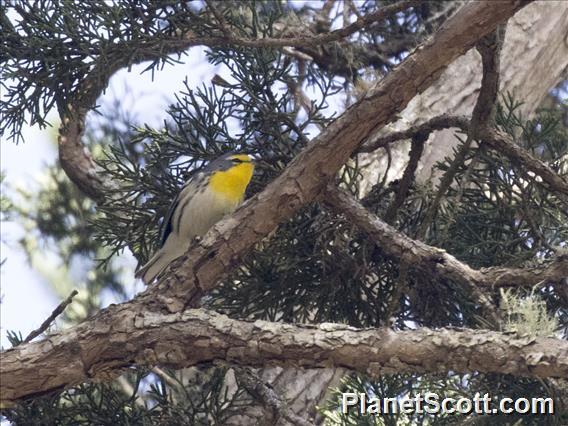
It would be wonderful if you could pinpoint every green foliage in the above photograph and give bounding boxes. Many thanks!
[320,373,474,426]
[1,0,452,142]
[3,367,251,425]
[2,0,567,424]
[320,372,559,426]
[1,0,204,143]
[318,99,568,425]
[5,330,24,347]
[94,45,341,266]
[430,95,568,268]
[210,203,396,327]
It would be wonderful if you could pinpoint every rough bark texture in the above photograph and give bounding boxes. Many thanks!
[3,308,567,403]
[360,1,568,193]
[142,0,532,314]
[1,0,537,410]
[325,187,568,291]
[285,2,568,418]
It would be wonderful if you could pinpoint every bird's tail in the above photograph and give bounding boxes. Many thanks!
[135,249,174,285]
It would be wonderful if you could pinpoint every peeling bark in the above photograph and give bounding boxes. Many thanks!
[2,308,566,404]
[1,0,539,408]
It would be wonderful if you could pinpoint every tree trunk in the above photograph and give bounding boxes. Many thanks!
[360,0,568,193]
[272,2,568,423]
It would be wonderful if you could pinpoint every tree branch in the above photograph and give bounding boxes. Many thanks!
[470,25,506,129]
[56,39,203,202]
[325,186,501,324]
[198,0,421,49]
[143,0,532,313]
[0,0,535,403]
[383,132,427,224]
[417,26,506,239]
[235,368,314,426]
[2,308,566,403]
[22,290,78,344]
[325,187,567,298]
[481,127,568,197]
[479,253,568,289]
[358,114,470,153]
[54,1,423,203]
[359,114,568,197]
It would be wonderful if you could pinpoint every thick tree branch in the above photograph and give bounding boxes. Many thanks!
[326,187,501,324]
[1,0,534,403]
[360,114,568,197]
[325,187,567,292]
[144,0,532,313]
[2,308,566,403]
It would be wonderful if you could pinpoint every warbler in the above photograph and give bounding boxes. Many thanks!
[136,153,254,284]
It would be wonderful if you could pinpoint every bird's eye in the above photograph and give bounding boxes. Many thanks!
[231,158,243,164]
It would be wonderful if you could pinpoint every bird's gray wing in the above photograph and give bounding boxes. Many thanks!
[158,173,202,247]
[158,194,179,248]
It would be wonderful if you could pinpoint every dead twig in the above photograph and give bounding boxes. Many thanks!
[23,289,78,343]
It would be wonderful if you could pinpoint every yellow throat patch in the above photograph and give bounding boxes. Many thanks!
[209,154,254,203]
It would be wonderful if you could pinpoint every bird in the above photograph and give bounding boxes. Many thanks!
[136,153,255,284]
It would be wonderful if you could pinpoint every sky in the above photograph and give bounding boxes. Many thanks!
[0,46,225,348]
[0,0,339,350]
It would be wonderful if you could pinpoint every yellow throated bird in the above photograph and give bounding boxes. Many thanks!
[136,153,254,284]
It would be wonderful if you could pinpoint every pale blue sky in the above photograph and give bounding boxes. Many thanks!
[0,45,339,348]
[1,0,344,349]
[0,47,224,347]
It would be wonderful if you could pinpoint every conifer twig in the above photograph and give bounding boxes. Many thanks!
[23,290,78,344]
[187,0,422,49]
[416,26,506,240]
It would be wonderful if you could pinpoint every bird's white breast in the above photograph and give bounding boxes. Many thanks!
[173,180,242,242]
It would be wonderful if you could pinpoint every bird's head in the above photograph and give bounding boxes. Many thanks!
[207,153,255,202]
